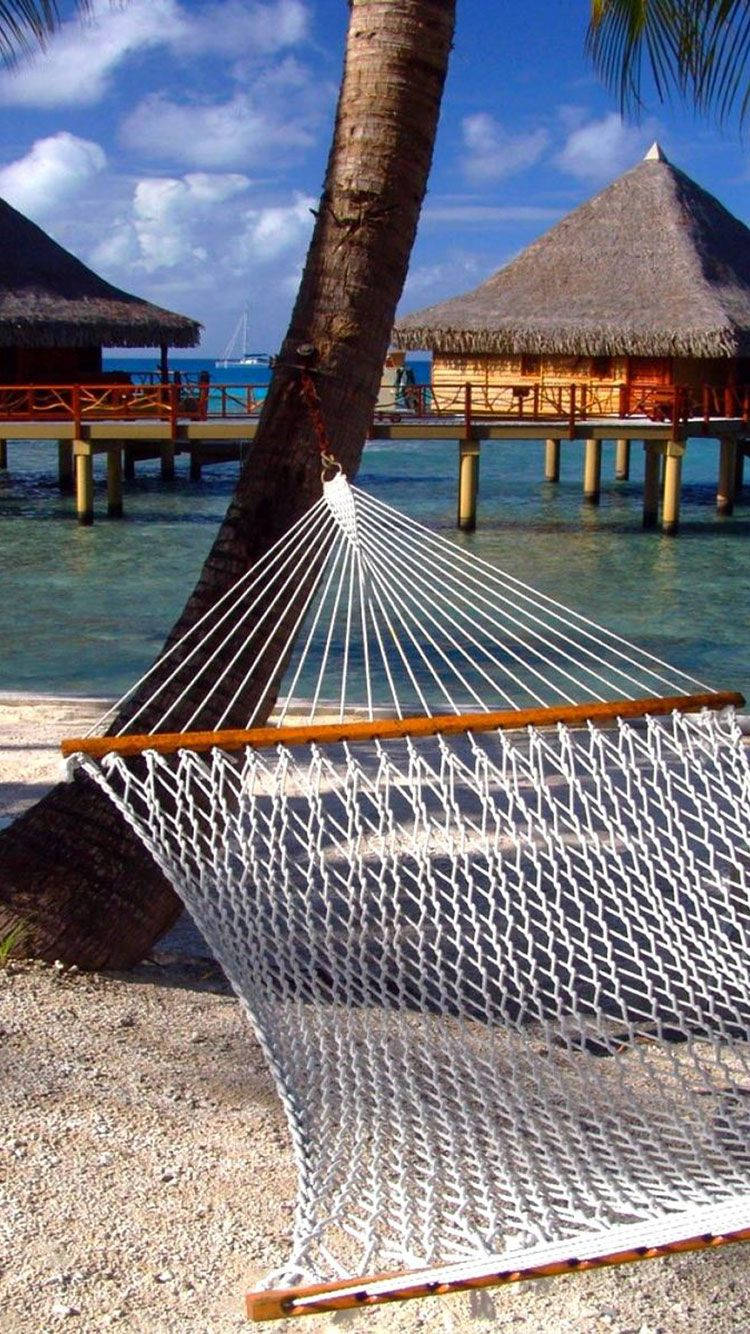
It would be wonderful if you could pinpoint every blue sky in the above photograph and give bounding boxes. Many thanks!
[1,0,748,355]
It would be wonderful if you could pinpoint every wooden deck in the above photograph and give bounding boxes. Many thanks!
[0,379,748,533]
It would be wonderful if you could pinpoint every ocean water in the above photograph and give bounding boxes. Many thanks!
[0,357,749,702]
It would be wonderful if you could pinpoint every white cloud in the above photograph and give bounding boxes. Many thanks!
[174,0,308,60]
[423,203,560,224]
[0,0,311,108]
[402,254,483,302]
[0,132,106,219]
[120,75,320,169]
[0,0,178,107]
[91,171,252,272]
[462,114,549,184]
[557,112,654,182]
[239,194,315,261]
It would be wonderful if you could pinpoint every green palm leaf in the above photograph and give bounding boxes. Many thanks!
[0,0,92,66]
[588,0,750,125]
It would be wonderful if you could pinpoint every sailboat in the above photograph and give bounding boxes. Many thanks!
[217,306,269,368]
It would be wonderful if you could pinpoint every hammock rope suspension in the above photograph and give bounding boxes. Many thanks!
[63,465,750,1322]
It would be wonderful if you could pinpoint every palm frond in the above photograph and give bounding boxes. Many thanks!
[0,0,92,67]
[588,0,750,127]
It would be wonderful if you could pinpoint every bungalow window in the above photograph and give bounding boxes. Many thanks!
[590,356,614,379]
[520,355,541,377]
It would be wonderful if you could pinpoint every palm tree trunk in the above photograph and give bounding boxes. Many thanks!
[0,0,456,968]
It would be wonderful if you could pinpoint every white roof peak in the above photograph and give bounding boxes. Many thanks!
[644,141,668,162]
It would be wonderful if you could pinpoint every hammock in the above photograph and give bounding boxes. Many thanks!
[62,470,750,1322]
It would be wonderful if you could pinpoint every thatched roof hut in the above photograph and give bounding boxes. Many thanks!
[0,196,199,349]
[393,145,750,361]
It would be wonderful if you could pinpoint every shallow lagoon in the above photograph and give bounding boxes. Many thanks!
[1,424,749,702]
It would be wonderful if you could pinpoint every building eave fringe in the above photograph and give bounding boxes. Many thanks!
[0,321,201,349]
[391,325,745,360]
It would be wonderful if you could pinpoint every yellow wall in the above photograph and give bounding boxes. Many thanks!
[431,354,631,416]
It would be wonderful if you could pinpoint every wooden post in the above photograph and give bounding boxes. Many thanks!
[457,438,479,531]
[0,439,7,470]
[159,342,169,385]
[74,441,94,526]
[57,440,74,491]
[643,442,661,528]
[734,441,745,496]
[662,442,684,536]
[190,449,202,482]
[160,441,176,481]
[717,437,737,515]
[544,438,561,482]
[582,438,601,503]
[615,437,630,480]
[124,445,136,480]
[107,448,123,518]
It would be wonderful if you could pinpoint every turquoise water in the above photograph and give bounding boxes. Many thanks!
[1,358,749,700]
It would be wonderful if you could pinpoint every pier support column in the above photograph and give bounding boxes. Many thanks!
[74,441,94,526]
[190,449,202,482]
[662,442,685,536]
[643,442,661,528]
[717,437,737,515]
[160,441,176,481]
[457,438,479,531]
[582,439,602,504]
[57,441,73,491]
[107,448,123,518]
[0,439,7,470]
[544,438,561,482]
[615,438,630,480]
[123,445,136,480]
[734,441,746,496]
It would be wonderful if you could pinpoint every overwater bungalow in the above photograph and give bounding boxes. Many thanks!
[393,144,750,421]
[0,195,199,383]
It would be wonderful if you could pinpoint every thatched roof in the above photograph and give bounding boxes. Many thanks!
[0,196,200,348]
[394,145,750,359]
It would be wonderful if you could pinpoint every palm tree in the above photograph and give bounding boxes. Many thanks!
[0,0,457,966]
[1,0,748,966]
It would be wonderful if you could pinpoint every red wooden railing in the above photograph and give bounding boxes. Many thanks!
[374,380,750,434]
[0,379,748,437]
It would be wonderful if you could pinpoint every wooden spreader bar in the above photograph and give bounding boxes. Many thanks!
[246,1224,750,1321]
[61,690,744,761]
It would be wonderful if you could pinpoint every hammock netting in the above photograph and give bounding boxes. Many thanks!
[64,474,750,1316]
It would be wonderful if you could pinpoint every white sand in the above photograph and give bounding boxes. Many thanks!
[1,695,749,1333]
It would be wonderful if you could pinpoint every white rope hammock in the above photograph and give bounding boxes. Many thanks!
[62,472,750,1321]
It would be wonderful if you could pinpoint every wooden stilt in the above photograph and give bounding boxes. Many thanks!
[57,441,74,491]
[615,438,630,480]
[74,442,94,526]
[734,441,745,496]
[124,446,136,480]
[582,439,601,504]
[0,439,7,470]
[662,442,684,536]
[190,450,203,482]
[160,441,176,481]
[717,437,737,515]
[544,438,561,482]
[643,442,661,528]
[457,439,479,531]
[107,448,124,518]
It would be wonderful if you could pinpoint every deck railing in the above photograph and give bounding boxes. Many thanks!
[0,379,749,437]
[0,381,264,435]
[374,381,750,433]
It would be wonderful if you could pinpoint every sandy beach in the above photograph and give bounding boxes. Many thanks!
[2,694,750,1333]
